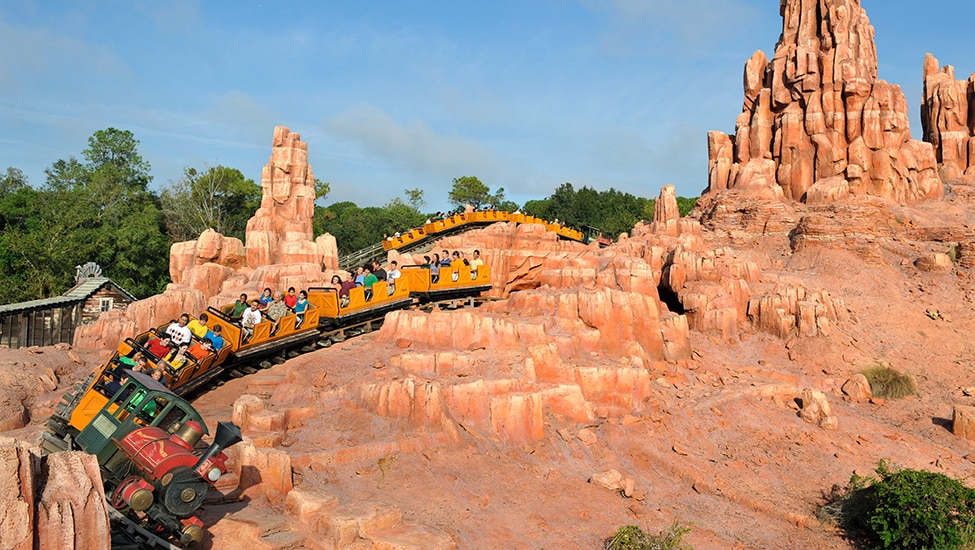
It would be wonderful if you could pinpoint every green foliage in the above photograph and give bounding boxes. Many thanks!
[404,187,425,211]
[160,165,261,242]
[676,196,698,217]
[314,178,331,201]
[524,182,665,240]
[0,167,27,199]
[0,128,170,302]
[448,176,505,209]
[860,363,917,399]
[820,461,975,549]
[314,198,426,255]
[604,522,692,550]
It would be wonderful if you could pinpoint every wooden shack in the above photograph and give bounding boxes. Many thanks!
[0,277,135,349]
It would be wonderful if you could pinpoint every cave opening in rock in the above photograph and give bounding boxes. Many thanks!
[657,284,685,314]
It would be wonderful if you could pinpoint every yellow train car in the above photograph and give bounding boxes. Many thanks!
[308,278,413,330]
[48,262,493,454]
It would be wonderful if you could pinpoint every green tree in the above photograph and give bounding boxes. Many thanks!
[448,176,505,209]
[161,165,261,242]
[676,196,698,217]
[0,128,171,301]
[404,187,425,212]
[313,198,426,255]
[0,167,27,199]
[314,178,331,202]
[522,182,657,240]
[45,128,169,298]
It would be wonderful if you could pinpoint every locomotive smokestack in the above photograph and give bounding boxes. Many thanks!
[193,421,242,471]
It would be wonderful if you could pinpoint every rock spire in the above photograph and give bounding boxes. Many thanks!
[245,126,321,266]
[707,0,942,205]
[922,53,975,181]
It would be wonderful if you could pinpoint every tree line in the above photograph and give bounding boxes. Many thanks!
[0,128,696,303]
[0,128,263,303]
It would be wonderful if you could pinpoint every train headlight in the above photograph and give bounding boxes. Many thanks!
[207,467,222,482]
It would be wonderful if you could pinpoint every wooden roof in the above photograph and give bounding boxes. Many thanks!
[0,278,136,315]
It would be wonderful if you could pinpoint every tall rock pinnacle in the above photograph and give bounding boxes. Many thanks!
[707,0,942,205]
[922,53,975,181]
[245,126,321,266]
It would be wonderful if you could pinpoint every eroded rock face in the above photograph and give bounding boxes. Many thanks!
[707,0,942,205]
[922,53,975,181]
[170,229,246,286]
[0,440,110,550]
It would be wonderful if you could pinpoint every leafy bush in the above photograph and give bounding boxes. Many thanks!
[604,521,692,550]
[860,363,917,399]
[819,461,975,549]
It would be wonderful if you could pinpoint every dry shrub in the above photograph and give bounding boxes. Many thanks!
[860,363,916,399]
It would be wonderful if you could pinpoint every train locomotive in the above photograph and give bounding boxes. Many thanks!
[71,370,242,547]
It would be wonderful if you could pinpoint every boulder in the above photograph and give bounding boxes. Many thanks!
[841,373,873,403]
[799,388,837,429]
[953,405,975,440]
[590,469,624,492]
[915,253,953,273]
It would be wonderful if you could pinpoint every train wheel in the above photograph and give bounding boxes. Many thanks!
[241,366,258,374]
[271,355,287,365]
[286,350,300,358]
[300,345,316,353]
[228,369,244,378]
[317,339,332,348]
[259,360,273,369]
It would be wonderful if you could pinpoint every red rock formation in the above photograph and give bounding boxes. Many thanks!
[168,127,339,302]
[707,0,942,205]
[0,440,38,550]
[170,229,246,286]
[435,222,590,297]
[921,53,975,181]
[246,126,321,267]
[37,450,112,549]
[0,441,110,550]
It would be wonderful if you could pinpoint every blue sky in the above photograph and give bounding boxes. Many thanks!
[2,1,974,213]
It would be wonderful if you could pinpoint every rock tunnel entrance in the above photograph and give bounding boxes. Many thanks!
[657,283,685,315]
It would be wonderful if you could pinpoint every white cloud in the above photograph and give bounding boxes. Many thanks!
[581,0,763,57]
[134,0,203,35]
[325,103,501,181]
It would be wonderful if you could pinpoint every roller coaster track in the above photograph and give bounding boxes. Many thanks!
[337,210,594,271]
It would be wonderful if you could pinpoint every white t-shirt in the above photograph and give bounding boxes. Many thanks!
[388,269,401,280]
[241,308,262,328]
[166,322,192,346]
